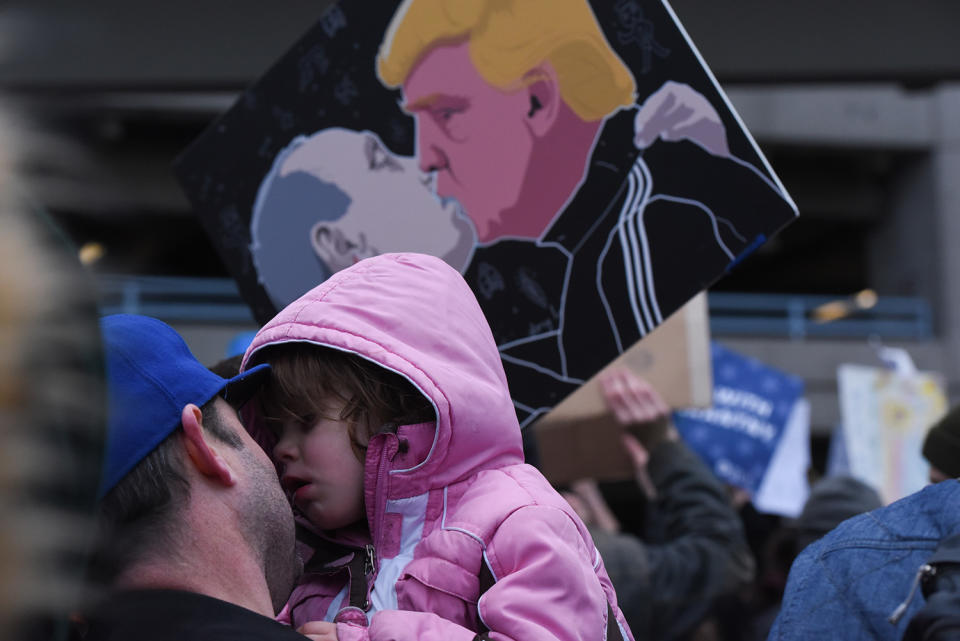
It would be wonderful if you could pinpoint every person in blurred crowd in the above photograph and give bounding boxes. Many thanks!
[712,476,883,641]
[769,478,960,640]
[561,368,755,641]
[794,475,884,552]
[922,404,960,484]
[77,315,303,641]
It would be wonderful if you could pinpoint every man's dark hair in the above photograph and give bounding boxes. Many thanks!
[88,398,243,586]
[208,354,244,380]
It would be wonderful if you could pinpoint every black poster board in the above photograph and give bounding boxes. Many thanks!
[175,0,798,427]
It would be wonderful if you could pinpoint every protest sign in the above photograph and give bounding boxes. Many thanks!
[753,398,810,517]
[175,0,798,427]
[673,342,806,496]
[535,292,711,484]
[837,364,947,504]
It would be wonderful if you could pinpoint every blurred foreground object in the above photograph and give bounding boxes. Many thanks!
[0,104,106,640]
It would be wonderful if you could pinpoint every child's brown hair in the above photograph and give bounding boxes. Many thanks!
[253,343,436,460]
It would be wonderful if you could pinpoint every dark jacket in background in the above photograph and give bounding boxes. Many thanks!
[902,531,960,641]
[592,440,755,641]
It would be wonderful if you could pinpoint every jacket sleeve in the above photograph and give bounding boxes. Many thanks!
[479,504,627,641]
[365,503,617,641]
[637,439,756,639]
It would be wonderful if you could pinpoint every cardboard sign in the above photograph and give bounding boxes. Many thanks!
[174,0,798,428]
[673,342,805,495]
[535,292,710,483]
[837,364,947,504]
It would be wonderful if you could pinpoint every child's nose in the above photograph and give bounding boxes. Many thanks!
[273,434,298,462]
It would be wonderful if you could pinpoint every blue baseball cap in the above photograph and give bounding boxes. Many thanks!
[98,314,270,499]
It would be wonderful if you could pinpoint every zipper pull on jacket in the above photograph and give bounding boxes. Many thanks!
[889,563,937,624]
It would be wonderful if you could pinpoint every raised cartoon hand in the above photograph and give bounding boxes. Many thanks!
[298,620,339,641]
[634,80,730,158]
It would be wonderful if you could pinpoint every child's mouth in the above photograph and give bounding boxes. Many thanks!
[281,475,310,502]
[292,483,312,503]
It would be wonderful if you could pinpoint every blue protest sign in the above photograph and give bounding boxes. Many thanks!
[673,342,804,493]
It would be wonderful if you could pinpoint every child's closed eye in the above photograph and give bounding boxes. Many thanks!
[296,414,317,431]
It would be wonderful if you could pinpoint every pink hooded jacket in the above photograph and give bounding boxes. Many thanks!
[241,253,633,641]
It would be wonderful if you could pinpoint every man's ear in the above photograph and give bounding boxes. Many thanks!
[181,403,237,487]
[523,62,561,137]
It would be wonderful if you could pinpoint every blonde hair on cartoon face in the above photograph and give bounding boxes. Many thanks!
[377,0,637,122]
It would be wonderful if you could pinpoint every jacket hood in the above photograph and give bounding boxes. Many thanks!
[241,253,523,495]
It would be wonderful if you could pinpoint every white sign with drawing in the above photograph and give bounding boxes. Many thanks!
[838,364,947,504]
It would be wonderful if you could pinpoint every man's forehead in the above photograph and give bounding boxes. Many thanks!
[213,394,243,419]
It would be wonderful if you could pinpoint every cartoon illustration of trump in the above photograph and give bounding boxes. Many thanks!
[374,0,796,424]
[378,0,638,244]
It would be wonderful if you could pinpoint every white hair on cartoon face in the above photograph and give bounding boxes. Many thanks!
[249,127,477,312]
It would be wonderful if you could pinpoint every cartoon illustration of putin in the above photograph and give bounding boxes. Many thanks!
[374,0,796,424]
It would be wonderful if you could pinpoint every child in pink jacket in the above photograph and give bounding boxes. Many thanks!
[241,253,633,641]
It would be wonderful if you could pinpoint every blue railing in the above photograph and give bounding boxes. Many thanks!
[95,275,933,339]
[708,292,932,339]
[97,274,255,323]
